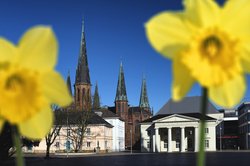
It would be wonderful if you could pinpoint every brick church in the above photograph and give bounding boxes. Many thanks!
[68,20,153,149]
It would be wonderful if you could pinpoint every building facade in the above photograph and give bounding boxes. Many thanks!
[238,102,250,149]
[141,113,217,152]
[94,109,125,152]
[217,109,238,150]
[24,112,113,153]
[141,97,221,153]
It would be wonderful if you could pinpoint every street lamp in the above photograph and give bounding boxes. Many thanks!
[130,127,132,154]
[220,125,222,151]
[216,118,223,151]
[128,122,133,154]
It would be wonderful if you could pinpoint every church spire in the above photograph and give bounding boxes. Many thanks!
[115,62,128,101]
[139,76,150,108]
[74,19,91,111]
[93,82,100,109]
[67,70,72,96]
[75,18,90,84]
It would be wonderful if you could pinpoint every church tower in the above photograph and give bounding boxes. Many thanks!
[139,77,150,112]
[115,62,128,120]
[67,71,73,97]
[74,19,91,111]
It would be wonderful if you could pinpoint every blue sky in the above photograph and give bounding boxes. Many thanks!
[0,0,248,113]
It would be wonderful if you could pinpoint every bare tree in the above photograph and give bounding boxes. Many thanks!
[45,105,63,158]
[67,93,92,152]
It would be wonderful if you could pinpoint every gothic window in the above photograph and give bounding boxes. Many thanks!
[122,103,124,112]
[77,88,80,101]
[87,89,90,101]
[82,88,85,100]
[118,104,121,112]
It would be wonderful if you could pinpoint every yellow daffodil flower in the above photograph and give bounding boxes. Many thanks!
[0,26,72,139]
[145,0,250,108]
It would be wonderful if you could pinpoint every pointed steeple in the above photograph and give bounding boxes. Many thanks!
[75,18,91,84]
[93,82,100,109]
[139,76,150,108]
[67,70,72,96]
[115,62,128,101]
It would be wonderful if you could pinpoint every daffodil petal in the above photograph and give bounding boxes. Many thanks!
[42,71,73,107]
[241,42,250,73]
[184,0,220,28]
[172,57,194,101]
[0,38,17,62]
[222,0,250,36]
[19,106,53,139]
[145,12,191,59]
[18,26,58,71]
[209,75,246,108]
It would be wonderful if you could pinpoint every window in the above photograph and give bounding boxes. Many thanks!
[147,141,151,148]
[78,128,82,136]
[77,89,80,101]
[86,128,91,135]
[205,128,209,134]
[67,129,70,137]
[122,103,124,112]
[176,141,180,148]
[105,141,108,148]
[205,140,209,148]
[87,142,91,147]
[118,104,121,112]
[164,139,168,148]
[56,128,60,136]
[55,142,60,148]
[27,145,33,151]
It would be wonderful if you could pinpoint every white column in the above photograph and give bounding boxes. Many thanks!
[195,127,199,152]
[155,128,159,152]
[168,127,172,152]
[153,134,156,152]
[181,127,185,152]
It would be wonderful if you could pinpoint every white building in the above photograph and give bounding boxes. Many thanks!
[94,109,125,152]
[141,96,221,152]
[23,111,113,153]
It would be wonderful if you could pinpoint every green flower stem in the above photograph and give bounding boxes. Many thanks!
[197,87,208,166]
[12,126,25,166]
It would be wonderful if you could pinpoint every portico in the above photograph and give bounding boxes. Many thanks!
[141,113,217,152]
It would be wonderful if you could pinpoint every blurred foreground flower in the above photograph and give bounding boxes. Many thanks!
[145,0,250,108]
[0,26,72,139]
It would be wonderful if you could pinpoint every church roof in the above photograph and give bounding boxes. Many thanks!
[142,113,215,123]
[75,19,91,84]
[139,77,150,108]
[115,62,128,101]
[67,71,72,96]
[157,96,218,115]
